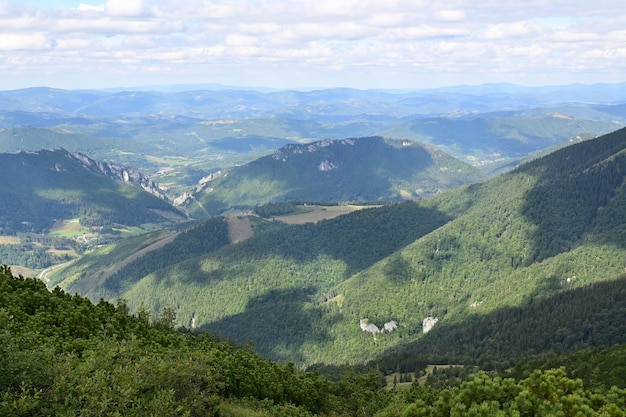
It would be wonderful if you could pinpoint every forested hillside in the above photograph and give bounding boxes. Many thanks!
[377,274,626,374]
[50,217,232,300]
[2,266,626,416]
[53,202,451,322]
[0,265,376,416]
[183,136,485,216]
[49,127,626,369]
[0,149,185,233]
[324,127,626,364]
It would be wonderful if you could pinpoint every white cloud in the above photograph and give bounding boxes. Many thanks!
[552,31,600,43]
[434,9,466,22]
[0,32,53,51]
[105,0,144,17]
[478,20,544,40]
[383,25,469,41]
[224,34,258,47]
[76,3,104,12]
[50,17,184,35]
[1,0,626,89]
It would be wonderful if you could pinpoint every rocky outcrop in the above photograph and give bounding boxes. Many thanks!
[360,318,399,341]
[68,151,171,202]
[422,316,438,333]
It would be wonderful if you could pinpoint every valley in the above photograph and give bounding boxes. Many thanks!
[1,84,626,415]
[44,126,626,367]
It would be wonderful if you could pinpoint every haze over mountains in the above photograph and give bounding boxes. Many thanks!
[1,83,625,189]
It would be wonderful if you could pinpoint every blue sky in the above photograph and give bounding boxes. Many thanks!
[1,0,626,90]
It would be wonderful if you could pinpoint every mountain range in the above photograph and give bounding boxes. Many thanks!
[0,136,481,230]
[2,85,626,190]
[2,83,626,417]
[1,83,626,375]
[49,126,626,367]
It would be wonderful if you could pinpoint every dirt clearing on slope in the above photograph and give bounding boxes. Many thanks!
[227,216,254,243]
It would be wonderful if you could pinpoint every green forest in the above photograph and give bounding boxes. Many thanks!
[2,266,626,416]
[0,149,184,234]
[47,127,626,370]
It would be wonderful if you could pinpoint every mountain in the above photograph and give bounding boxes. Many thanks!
[180,136,486,216]
[3,84,626,118]
[1,85,625,189]
[317,126,626,364]
[380,111,622,169]
[0,149,185,233]
[49,127,626,367]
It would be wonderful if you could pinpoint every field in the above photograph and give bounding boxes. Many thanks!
[0,236,20,245]
[8,265,38,277]
[273,205,379,224]
[49,219,86,237]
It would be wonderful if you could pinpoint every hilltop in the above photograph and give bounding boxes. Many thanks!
[181,136,485,216]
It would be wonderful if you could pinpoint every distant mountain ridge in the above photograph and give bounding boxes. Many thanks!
[2,85,625,189]
[3,83,626,117]
[180,136,486,216]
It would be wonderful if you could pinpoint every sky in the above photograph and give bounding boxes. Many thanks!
[1,0,626,90]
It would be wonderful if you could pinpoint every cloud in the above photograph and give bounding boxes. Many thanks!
[105,0,144,17]
[51,17,184,35]
[76,4,104,12]
[1,0,626,89]
[434,9,466,22]
[0,32,53,51]
[478,20,544,40]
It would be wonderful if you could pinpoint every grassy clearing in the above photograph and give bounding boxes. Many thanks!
[46,248,77,257]
[49,219,164,239]
[226,216,254,244]
[113,225,146,237]
[273,205,379,224]
[49,219,85,237]
[112,223,166,238]
[8,265,39,278]
[145,155,193,166]
[0,236,20,245]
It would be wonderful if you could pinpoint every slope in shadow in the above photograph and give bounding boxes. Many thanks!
[519,127,626,263]
[103,217,230,294]
[376,274,626,373]
[234,201,453,278]
[200,287,342,363]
